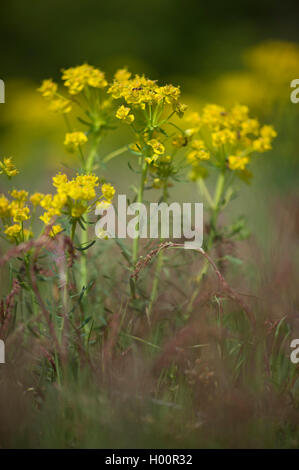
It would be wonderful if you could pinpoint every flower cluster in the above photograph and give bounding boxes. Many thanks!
[38,64,110,118]
[38,79,72,115]
[64,132,88,153]
[107,68,189,191]
[109,69,180,108]
[62,64,108,95]
[183,104,277,181]
[39,173,115,225]
[0,157,19,178]
[109,68,187,126]
[0,190,32,243]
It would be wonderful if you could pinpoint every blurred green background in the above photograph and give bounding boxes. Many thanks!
[0,0,299,251]
[1,0,299,83]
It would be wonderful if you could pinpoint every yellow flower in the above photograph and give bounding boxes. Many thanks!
[0,195,11,218]
[187,140,210,163]
[155,84,181,104]
[49,224,63,238]
[40,212,54,225]
[49,97,72,114]
[30,193,44,206]
[212,129,237,147]
[252,138,271,152]
[12,206,30,222]
[10,189,28,202]
[108,71,181,111]
[253,125,277,152]
[37,79,58,100]
[260,125,277,140]
[229,104,249,125]
[228,155,249,171]
[62,64,107,95]
[101,183,115,201]
[4,224,21,239]
[202,104,226,129]
[64,132,88,153]
[39,173,104,225]
[52,173,68,188]
[114,68,132,82]
[40,194,53,210]
[147,139,165,155]
[116,105,134,124]
[241,119,259,136]
[0,157,19,178]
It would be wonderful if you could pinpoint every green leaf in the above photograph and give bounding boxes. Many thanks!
[75,240,96,251]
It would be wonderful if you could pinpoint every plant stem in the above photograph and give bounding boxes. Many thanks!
[187,171,226,314]
[147,184,168,319]
[86,133,102,172]
[132,159,148,267]
[130,159,148,298]
[103,146,128,163]
[79,134,100,290]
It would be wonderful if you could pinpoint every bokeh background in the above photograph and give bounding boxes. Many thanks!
[0,0,299,251]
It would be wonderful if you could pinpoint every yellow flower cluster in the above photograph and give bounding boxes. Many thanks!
[64,132,88,153]
[37,79,58,100]
[108,68,184,113]
[62,64,108,95]
[184,103,277,179]
[39,173,115,224]
[187,140,210,164]
[101,183,115,201]
[147,139,165,155]
[49,97,72,114]
[0,190,32,243]
[0,157,19,178]
[38,78,72,114]
[30,192,44,206]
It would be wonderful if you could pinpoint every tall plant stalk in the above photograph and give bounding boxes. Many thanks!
[186,171,226,313]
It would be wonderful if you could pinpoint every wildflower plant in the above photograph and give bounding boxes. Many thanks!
[107,68,188,300]
[0,63,280,401]
[179,103,276,309]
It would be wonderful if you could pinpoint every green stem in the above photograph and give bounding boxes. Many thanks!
[103,145,128,163]
[86,133,102,172]
[147,184,168,318]
[80,223,88,290]
[132,159,148,267]
[130,159,148,298]
[79,134,100,290]
[197,179,214,209]
[187,171,226,314]
[147,249,163,320]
